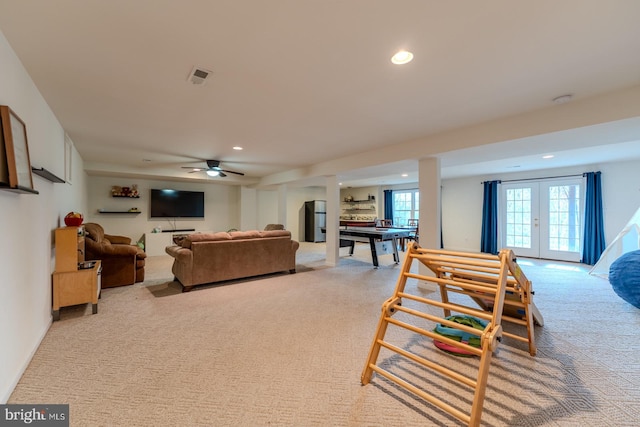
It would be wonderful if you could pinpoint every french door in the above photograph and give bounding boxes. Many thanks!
[500,178,583,262]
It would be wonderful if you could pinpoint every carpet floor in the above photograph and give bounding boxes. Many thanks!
[8,242,640,426]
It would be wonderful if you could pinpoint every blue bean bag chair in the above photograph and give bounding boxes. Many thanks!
[609,250,640,309]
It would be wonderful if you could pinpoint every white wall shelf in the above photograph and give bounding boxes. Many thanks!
[97,210,141,214]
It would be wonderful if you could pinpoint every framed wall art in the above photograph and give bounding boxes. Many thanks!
[0,105,37,193]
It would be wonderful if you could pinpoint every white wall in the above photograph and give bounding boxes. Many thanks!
[86,158,640,255]
[86,176,241,241]
[598,160,640,242]
[340,185,380,217]
[0,30,88,403]
[441,177,484,251]
[257,189,278,230]
[85,176,326,246]
[440,160,640,252]
[286,186,326,241]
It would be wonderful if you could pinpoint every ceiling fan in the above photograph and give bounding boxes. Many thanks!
[182,160,245,177]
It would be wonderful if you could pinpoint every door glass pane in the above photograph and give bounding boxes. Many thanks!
[393,190,419,226]
[548,184,581,252]
[505,187,532,248]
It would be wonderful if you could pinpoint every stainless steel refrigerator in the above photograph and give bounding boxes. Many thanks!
[304,200,326,242]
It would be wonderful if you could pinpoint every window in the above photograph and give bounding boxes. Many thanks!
[548,184,581,252]
[392,189,419,226]
[505,187,532,249]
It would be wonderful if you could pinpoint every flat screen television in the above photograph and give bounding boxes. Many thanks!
[150,189,205,218]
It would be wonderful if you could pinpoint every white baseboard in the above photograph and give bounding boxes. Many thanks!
[1,317,52,403]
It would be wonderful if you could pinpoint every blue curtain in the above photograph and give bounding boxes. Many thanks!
[582,171,606,265]
[480,180,500,254]
[384,190,393,220]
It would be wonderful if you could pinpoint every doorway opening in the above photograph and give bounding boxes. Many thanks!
[500,178,583,262]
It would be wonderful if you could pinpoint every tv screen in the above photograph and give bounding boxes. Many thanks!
[150,189,205,218]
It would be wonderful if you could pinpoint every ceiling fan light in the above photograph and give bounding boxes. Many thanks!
[206,170,220,177]
[391,50,414,65]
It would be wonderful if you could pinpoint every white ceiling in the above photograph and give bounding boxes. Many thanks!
[1,1,640,188]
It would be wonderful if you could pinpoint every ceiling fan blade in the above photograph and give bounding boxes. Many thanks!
[220,169,245,176]
[181,160,243,176]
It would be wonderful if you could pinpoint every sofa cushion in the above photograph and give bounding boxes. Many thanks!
[260,230,291,238]
[229,230,262,240]
[183,232,231,248]
[179,230,292,248]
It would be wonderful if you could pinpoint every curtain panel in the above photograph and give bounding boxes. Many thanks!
[480,180,500,255]
[582,171,606,265]
[384,190,393,220]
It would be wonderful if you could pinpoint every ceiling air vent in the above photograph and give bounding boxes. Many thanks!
[187,66,212,85]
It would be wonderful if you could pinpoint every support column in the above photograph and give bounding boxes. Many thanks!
[418,157,441,249]
[325,175,340,267]
[277,184,287,227]
[418,157,441,291]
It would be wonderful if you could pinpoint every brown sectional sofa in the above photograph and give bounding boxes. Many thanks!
[165,229,299,292]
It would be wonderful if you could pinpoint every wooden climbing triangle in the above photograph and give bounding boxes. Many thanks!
[361,244,543,426]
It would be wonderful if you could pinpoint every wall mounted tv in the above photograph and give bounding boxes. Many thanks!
[150,189,205,218]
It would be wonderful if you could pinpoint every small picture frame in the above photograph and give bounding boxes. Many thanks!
[0,105,35,192]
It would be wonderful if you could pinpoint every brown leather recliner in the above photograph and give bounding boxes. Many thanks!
[84,223,146,288]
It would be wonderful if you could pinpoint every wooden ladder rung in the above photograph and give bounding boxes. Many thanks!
[397,291,495,322]
[403,272,504,294]
[376,339,479,387]
[367,363,472,425]
[502,330,530,343]
[385,315,485,358]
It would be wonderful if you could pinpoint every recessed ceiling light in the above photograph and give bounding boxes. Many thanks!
[391,50,414,65]
[543,155,554,159]
[552,94,573,104]
[233,146,243,150]
[401,173,409,177]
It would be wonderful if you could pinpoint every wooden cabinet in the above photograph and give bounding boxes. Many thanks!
[52,261,101,321]
[55,226,85,272]
[52,226,101,320]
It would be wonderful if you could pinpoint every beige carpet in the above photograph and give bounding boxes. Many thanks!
[9,242,640,426]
